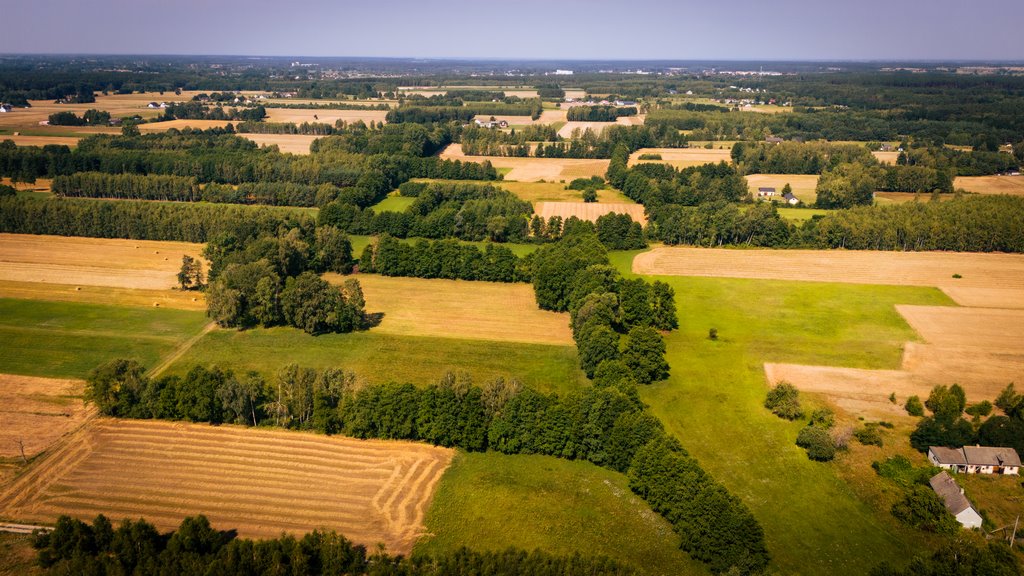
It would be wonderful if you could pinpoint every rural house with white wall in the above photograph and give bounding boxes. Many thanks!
[928,445,1021,475]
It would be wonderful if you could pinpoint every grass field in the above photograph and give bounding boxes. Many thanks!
[165,328,585,394]
[775,207,829,221]
[536,201,647,224]
[628,147,732,168]
[616,256,954,574]
[955,175,1024,196]
[333,274,573,346]
[240,133,320,154]
[417,451,707,576]
[372,193,417,212]
[1,419,453,554]
[496,180,633,204]
[745,174,819,204]
[0,298,209,379]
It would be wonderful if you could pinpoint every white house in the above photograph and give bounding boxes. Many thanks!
[0,104,11,113]
[757,187,776,198]
[928,445,1021,475]
[782,191,800,205]
[929,471,983,529]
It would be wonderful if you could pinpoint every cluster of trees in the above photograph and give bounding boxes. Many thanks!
[33,514,631,576]
[566,106,638,122]
[648,201,792,247]
[53,172,198,201]
[386,101,542,124]
[815,163,881,208]
[613,157,749,207]
[160,102,267,122]
[595,213,646,250]
[235,120,340,135]
[459,125,561,156]
[47,109,111,126]
[873,455,959,535]
[359,235,528,283]
[869,538,1021,576]
[84,360,768,574]
[322,182,532,243]
[907,383,1024,455]
[900,145,1020,177]
[731,141,875,174]
[567,176,605,202]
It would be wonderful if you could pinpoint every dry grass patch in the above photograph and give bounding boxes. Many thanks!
[536,202,646,225]
[955,175,1024,196]
[872,151,901,164]
[628,147,732,168]
[497,181,633,204]
[137,119,235,132]
[264,108,388,125]
[632,246,1024,307]
[439,144,608,182]
[0,135,81,148]
[0,234,206,291]
[0,280,204,311]
[556,116,643,139]
[745,174,819,204]
[0,374,91,459]
[241,133,320,154]
[326,274,572,346]
[0,419,453,554]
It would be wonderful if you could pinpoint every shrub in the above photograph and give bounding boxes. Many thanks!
[796,426,836,461]
[638,153,662,160]
[905,395,924,416]
[853,424,883,447]
[872,455,937,488]
[808,407,835,429]
[765,382,803,420]
[891,486,960,534]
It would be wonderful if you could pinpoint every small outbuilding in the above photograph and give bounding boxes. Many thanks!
[782,191,800,205]
[928,445,1021,475]
[929,471,983,529]
[765,136,784,144]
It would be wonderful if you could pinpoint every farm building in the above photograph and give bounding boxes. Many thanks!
[782,191,800,205]
[475,119,509,129]
[0,104,10,113]
[928,445,1021,475]
[928,471,983,529]
[766,136,785,144]
[757,187,776,198]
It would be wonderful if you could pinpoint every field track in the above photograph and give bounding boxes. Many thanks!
[0,419,453,554]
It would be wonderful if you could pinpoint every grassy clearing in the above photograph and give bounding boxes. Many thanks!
[959,474,1024,530]
[776,207,829,221]
[372,193,417,212]
[0,298,209,379]
[498,180,633,204]
[615,259,955,575]
[166,327,585,395]
[417,451,707,576]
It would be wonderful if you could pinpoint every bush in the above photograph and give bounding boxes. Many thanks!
[808,407,835,429]
[638,153,662,160]
[872,455,937,488]
[891,486,960,534]
[796,426,836,461]
[582,188,597,202]
[853,424,883,447]
[905,395,924,416]
[765,382,803,420]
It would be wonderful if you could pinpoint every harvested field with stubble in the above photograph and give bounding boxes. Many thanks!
[137,119,235,132]
[536,201,646,225]
[439,143,608,182]
[241,133,320,154]
[0,135,81,148]
[0,374,90,459]
[628,147,732,168]
[556,115,643,139]
[264,108,388,125]
[955,175,1024,196]
[0,419,453,554]
[0,280,205,310]
[327,274,572,346]
[0,234,206,291]
[632,246,1024,307]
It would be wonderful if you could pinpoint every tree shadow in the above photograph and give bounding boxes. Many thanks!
[365,312,385,328]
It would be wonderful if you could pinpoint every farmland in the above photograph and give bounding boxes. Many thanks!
[536,201,647,224]
[331,274,573,346]
[165,328,585,395]
[0,419,453,554]
[744,174,819,204]
[263,107,388,125]
[497,180,633,204]
[418,451,708,576]
[440,143,609,182]
[629,147,732,168]
[0,298,209,379]
[0,374,90,459]
[955,175,1024,195]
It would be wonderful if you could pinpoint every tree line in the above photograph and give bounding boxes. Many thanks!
[47,109,111,126]
[83,359,768,574]
[33,513,632,576]
[359,236,528,283]
[566,106,638,122]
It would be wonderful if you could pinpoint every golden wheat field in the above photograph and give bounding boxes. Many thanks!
[955,175,1024,196]
[263,108,388,125]
[327,274,573,346]
[0,419,453,554]
[628,147,732,168]
[240,133,321,154]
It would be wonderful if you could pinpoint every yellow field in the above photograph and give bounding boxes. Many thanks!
[872,151,900,164]
[628,147,732,168]
[241,133,321,154]
[439,144,608,182]
[264,108,388,125]
[473,109,567,126]
[0,92,215,132]
[535,202,647,225]
[137,119,235,132]
[326,274,573,346]
[745,174,819,203]
[0,374,91,459]
[955,175,1024,196]
[0,234,206,292]
[557,115,643,139]
[497,181,633,204]
[0,135,81,148]
[0,419,453,554]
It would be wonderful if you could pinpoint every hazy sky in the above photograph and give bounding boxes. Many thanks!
[1,0,1021,61]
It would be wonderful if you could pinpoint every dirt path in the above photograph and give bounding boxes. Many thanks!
[147,322,217,378]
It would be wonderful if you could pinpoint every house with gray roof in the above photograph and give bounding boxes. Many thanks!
[929,471,983,529]
[928,445,1021,475]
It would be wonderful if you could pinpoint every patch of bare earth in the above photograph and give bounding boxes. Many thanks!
[0,374,91,459]
[0,419,453,554]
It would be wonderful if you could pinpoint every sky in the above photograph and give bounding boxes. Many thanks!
[1,0,1022,61]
